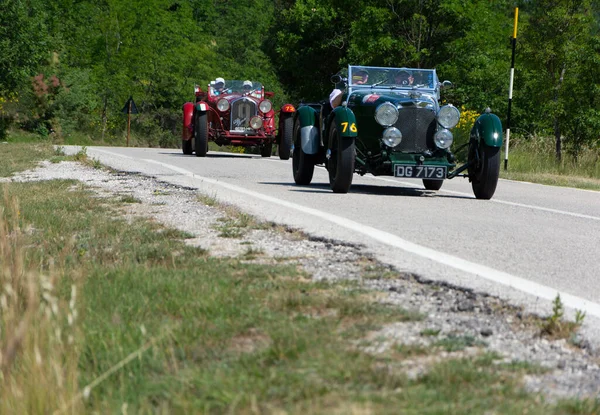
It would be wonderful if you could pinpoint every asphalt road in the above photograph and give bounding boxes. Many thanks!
[66,146,600,341]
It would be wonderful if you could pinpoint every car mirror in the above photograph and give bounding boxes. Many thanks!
[265,91,274,98]
[331,74,347,85]
[441,80,453,89]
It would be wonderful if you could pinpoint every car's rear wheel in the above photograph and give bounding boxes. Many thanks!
[194,112,208,157]
[468,140,500,199]
[278,114,293,160]
[423,179,443,191]
[260,143,272,157]
[327,121,355,193]
[292,119,315,185]
[182,138,192,155]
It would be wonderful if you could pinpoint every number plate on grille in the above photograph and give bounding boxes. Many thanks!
[394,165,447,179]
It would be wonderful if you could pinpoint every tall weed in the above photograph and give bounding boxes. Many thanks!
[0,187,81,414]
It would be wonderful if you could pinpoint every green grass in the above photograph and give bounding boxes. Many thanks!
[2,143,600,414]
[501,136,600,191]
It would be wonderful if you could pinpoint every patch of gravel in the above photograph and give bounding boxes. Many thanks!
[3,160,600,402]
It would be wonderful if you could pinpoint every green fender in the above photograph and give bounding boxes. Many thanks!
[470,112,503,148]
[332,106,358,138]
[297,105,317,128]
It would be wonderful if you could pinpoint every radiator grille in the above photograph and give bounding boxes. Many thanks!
[394,107,437,153]
[230,98,257,132]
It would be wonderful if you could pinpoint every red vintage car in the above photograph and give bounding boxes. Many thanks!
[182,78,295,159]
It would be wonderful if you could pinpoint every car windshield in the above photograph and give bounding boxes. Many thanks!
[209,80,263,96]
[348,65,438,90]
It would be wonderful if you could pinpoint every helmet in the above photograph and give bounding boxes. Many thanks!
[352,69,369,85]
[215,77,225,89]
[243,80,252,89]
[394,70,412,85]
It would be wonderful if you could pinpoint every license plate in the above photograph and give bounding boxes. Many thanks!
[394,164,447,179]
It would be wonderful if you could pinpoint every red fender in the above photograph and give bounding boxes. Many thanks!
[182,102,194,140]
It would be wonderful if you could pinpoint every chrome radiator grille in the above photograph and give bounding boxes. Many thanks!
[394,107,437,153]
[230,98,257,133]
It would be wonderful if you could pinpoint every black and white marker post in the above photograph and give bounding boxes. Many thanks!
[505,7,519,171]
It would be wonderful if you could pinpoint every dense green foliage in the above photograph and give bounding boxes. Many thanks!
[1,0,599,159]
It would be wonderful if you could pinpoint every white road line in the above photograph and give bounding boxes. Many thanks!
[266,158,600,222]
[89,148,600,319]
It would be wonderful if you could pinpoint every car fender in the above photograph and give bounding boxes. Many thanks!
[297,105,320,155]
[470,112,503,148]
[331,106,358,138]
[195,101,209,113]
[182,102,194,140]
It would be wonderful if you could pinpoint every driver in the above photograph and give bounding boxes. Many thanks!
[213,77,225,95]
[393,70,414,86]
[242,80,253,93]
[351,69,369,85]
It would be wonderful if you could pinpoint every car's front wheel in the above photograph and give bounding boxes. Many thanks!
[194,112,208,157]
[260,142,272,157]
[278,114,293,160]
[468,140,500,199]
[292,119,315,185]
[327,121,355,193]
[423,179,443,191]
[182,138,192,155]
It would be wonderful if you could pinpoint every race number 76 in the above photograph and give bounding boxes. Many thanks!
[340,122,357,133]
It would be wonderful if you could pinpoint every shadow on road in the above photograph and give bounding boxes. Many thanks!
[164,152,256,159]
[258,182,472,199]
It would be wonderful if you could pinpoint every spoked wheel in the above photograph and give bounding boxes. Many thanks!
[327,121,355,193]
[468,140,500,199]
[260,142,272,157]
[182,138,193,155]
[279,114,293,160]
[292,119,315,185]
[194,112,208,157]
[423,179,443,191]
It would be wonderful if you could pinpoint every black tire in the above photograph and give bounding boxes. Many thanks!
[469,141,500,199]
[278,114,293,160]
[260,142,272,157]
[194,112,208,157]
[423,179,443,191]
[327,121,355,193]
[292,120,315,185]
[182,138,193,155]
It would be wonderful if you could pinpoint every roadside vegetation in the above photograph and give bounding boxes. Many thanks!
[1,143,598,414]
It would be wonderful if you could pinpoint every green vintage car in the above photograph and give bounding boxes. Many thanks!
[290,65,502,199]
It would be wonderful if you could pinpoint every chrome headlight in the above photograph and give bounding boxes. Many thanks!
[259,99,272,113]
[434,129,453,149]
[217,98,230,112]
[250,116,263,130]
[437,105,460,129]
[382,127,402,148]
[374,102,399,127]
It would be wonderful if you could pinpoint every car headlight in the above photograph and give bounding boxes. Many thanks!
[250,116,263,130]
[382,127,402,148]
[437,105,460,129]
[259,99,272,113]
[374,102,399,126]
[217,98,230,112]
[434,129,453,149]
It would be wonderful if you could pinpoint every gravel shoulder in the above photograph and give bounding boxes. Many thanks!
[3,159,600,401]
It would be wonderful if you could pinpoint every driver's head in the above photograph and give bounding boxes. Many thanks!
[243,80,252,90]
[215,77,225,90]
[352,69,369,85]
[394,70,413,86]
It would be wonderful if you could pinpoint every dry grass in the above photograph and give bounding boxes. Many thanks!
[0,187,82,414]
